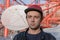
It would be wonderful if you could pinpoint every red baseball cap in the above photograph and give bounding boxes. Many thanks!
[24,4,43,21]
[24,5,43,14]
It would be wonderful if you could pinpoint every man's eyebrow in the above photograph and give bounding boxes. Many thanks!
[28,15,32,17]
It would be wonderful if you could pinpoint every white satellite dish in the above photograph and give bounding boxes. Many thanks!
[1,5,29,31]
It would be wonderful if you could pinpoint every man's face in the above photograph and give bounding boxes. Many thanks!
[26,11,41,30]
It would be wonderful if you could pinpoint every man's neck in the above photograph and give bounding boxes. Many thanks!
[28,28,41,35]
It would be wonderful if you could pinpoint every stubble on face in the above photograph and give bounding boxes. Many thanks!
[26,11,41,30]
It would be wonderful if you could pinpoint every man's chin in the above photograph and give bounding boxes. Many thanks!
[30,27,39,30]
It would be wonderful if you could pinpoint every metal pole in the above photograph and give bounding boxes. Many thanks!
[4,0,10,38]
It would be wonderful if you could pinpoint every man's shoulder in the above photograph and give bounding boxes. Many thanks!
[43,32,56,40]
[15,31,25,37]
[13,31,25,40]
[44,32,54,37]
[18,31,25,35]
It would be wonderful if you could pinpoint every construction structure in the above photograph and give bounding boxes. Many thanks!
[0,0,60,37]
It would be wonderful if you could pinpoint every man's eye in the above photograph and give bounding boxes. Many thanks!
[35,16,39,18]
[27,16,32,18]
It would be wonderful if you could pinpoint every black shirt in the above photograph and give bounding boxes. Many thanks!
[26,31,43,40]
[13,28,56,40]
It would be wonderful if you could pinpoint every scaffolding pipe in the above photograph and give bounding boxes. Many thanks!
[4,0,10,38]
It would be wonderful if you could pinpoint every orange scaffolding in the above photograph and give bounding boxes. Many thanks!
[0,0,60,37]
[4,0,10,38]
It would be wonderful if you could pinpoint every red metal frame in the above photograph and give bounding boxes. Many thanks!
[0,4,4,14]
[0,0,60,37]
[4,0,10,38]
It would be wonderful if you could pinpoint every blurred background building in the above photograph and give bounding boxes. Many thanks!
[0,0,60,40]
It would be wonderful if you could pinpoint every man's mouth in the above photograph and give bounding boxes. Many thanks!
[31,24,35,26]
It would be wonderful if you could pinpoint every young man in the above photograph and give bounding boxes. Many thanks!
[13,5,56,40]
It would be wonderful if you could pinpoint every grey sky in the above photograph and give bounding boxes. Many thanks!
[0,0,46,4]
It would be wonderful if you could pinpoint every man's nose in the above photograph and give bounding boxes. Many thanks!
[31,17,35,22]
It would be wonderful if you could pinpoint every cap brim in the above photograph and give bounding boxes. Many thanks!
[25,8,42,14]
